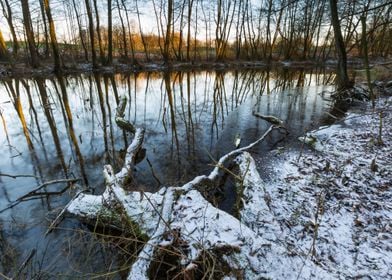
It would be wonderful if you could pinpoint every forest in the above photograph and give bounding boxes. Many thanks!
[0,0,390,69]
[0,0,391,279]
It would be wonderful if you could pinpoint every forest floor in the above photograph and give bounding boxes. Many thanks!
[253,83,392,278]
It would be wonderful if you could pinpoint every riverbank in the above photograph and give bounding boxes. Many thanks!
[0,58,390,79]
[255,84,392,278]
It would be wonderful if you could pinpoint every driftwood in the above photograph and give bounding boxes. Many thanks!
[65,97,326,279]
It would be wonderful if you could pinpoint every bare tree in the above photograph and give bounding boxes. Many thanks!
[84,0,98,67]
[93,0,105,64]
[43,0,62,72]
[71,0,89,61]
[21,0,40,68]
[163,0,174,64]
[107,0,113,64]
[0,0,19,55]
[329,0,350,90]
[39,0,50,57]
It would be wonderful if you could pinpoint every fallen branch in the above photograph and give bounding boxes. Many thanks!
[115,95,136,134]
[207,125,275,181]
[115,128,145,186]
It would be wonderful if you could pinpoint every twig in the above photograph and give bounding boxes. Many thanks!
[16,178,79,201]
[0,173,39,179]
[208,125,275,181]
[0,178,80,213]
[46,190,87,236]
[146,157,162,186]
[14,249,36,279]
[0,272,12,280]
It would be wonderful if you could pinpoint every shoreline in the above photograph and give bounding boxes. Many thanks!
[0,58,387,80]
[254,89,392,278]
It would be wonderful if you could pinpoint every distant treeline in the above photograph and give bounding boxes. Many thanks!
[0,0,391,70]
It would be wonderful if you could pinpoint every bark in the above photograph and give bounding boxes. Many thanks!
[71,0,89,61]
[0,0,19,55]
[163,0,173,64]
[84,0,98,67]
[66,136,272,279]
[186,0,194,61]
[329,0,350,90]
[39,0,50,57]
[0,28,9,60]
[92,0,105,64]
[107,0,113,65]
[115,0,128,59]
[361,16,374,106]
[43,0,63,72]
[135,0,150,61]
[21,0,40,68]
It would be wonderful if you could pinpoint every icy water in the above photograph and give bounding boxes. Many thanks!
[0,68,334,278]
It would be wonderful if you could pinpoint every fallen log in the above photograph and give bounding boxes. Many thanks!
[65,96,328,279]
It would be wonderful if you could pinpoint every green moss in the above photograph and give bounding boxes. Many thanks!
[96,207,148,241]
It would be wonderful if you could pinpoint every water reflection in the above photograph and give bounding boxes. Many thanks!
[0,68,334,277]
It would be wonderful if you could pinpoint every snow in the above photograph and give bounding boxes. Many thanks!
[257,97,392,279]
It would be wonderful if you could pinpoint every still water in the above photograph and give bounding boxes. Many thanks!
[0,68,334,278]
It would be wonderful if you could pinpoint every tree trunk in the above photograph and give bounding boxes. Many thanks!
[329,0,350,90]
[186,0,194,61]
[135,0,150,61]
[115,0,128,59]
[361,15,374,106]
[0,28,9,60]
[84,0,98,68]
[93,0,105,64]
[71,0,89,61]
[107,0,113,65]
[39,0,50,57]
[21,0,40,68]
[43,0,63,72]
[0,0,19,55]
[163,0,173,64]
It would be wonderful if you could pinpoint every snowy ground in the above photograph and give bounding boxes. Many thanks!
[256,96,392,279]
